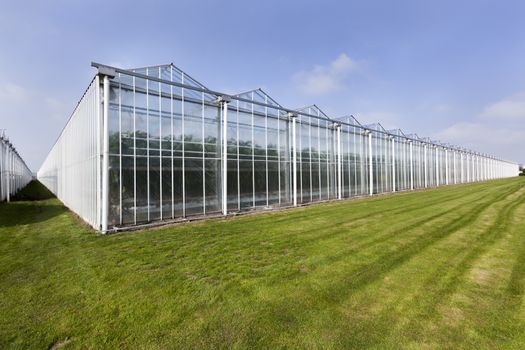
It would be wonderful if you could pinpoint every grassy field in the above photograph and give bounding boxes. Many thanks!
[1,178,525,349]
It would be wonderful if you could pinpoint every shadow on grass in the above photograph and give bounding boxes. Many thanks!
[11,180,55,201]
[0,200,66,228]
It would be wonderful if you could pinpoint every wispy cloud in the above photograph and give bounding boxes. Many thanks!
[479,91,525,121]
[433,92,525,163]
[0,83,27,100]
[435,122,524,147]
[293,53,361,95]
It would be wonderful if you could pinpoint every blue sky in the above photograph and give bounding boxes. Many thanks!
[1,0,524,170]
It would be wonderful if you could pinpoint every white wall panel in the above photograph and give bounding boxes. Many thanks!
[0,133,32,201]
[37,79,100,229]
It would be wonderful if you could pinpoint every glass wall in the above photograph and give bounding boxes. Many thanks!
[368,125,392,195]
[106,66,222,226]
[38,62,521,232]
[412,141,423,189]
[394,136,410,191]
[295,106,337,204]
[340,121,369,198]
[227,90,291,211]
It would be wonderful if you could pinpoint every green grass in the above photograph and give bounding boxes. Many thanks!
[1,178,525,349]
[11,179,55,201]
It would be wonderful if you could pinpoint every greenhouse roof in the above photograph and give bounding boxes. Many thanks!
[233,88,283,109]
[295,105,331,120]
[364,123,388,132]
[388,128,407,137]
[131,63,209,90]
[335,115,363,127]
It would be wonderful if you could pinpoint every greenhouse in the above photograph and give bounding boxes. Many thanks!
[1,131,33,201]
[37,63,520,232]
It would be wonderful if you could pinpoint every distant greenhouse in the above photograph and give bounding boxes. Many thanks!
[1,131,32,201]
[37,63,520,232]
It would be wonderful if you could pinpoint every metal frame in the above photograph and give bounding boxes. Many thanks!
[37,62,521,232]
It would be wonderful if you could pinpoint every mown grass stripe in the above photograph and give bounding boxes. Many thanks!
[1,178,525,349]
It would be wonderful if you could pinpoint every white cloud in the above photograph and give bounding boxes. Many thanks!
[433,92,525,163]
[294,53,361,95]
[479,91,525,121]
[435,122,524,147]
[0,83,27,100]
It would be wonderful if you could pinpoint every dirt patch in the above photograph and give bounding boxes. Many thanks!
[48,337,71,350]
[471,267,493,286]
[439,305,464,326]
[299,265,309,273]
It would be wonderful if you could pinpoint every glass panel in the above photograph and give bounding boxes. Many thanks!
[121,155,135,225]
[267,109,280,205]
[108,155,120,226]
[185,158,203,215]
[136,156,148,223]
[226,105,239,211]
[149,156,161,221]
[108,85,120,155]
[238,108,253,209]
[204,104,220,213]
[162,156,172,219]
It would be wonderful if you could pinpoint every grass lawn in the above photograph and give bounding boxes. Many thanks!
[1,178,525,349]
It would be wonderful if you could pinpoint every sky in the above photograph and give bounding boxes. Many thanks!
[0,0,524,171]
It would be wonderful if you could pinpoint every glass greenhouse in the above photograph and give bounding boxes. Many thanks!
[37,63,520,232]
[1,131,32,201]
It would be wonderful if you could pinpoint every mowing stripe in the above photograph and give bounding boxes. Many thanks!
[399,186,525,337]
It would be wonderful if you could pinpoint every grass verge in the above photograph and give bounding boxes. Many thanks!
[1,178,524,349]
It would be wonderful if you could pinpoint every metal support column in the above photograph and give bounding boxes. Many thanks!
[424,144,428,188]
[435,147,439,187]
[367,131,373,195]
[6,147,10,202]
[459,152,465,183]
[445,149,449,185]
[391,137,396,192]
[409,140,414,190]
[95,75,101,228]
[467,154,470,183]
[101,75,110,233]
[337,124,342,200]
[220,96,230,216]
[291,113,297,206]
[453,151,456,184]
